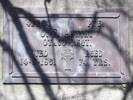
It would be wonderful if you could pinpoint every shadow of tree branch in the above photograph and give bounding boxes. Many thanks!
[0,0,133,100]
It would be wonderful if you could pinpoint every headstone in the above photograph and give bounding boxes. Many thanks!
[3,8,130,83]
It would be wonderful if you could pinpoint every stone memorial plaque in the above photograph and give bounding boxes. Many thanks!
[3,8,130,83]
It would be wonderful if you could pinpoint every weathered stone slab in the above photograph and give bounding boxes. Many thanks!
[3,8,130,83]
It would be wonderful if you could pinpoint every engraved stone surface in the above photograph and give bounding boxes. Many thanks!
[3,8,130,83]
